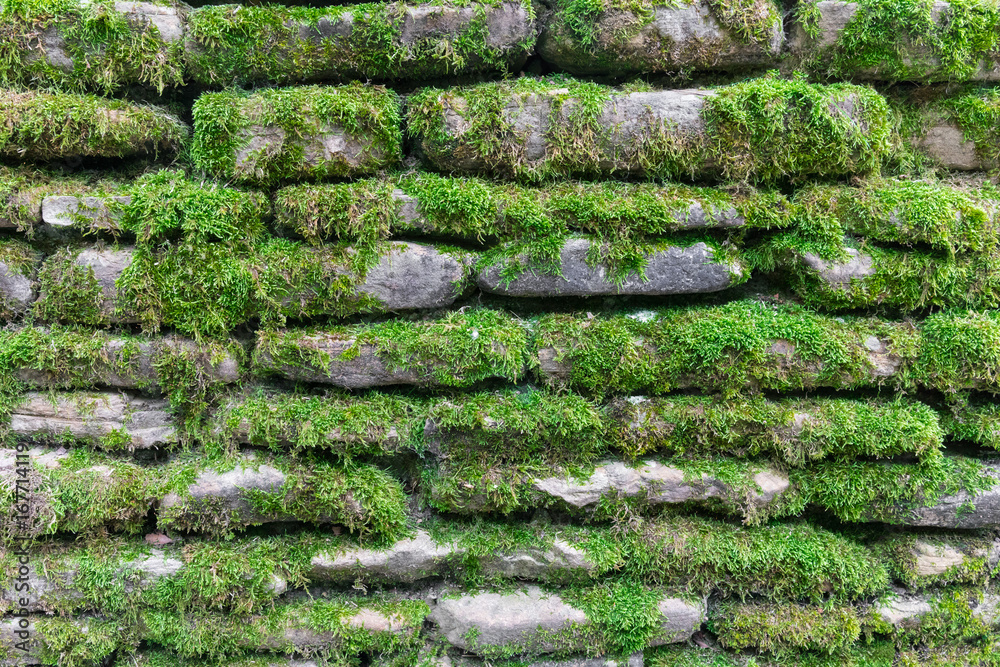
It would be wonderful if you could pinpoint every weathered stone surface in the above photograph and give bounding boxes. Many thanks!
[356,242,471,310]
[791,0,1000,82]
[531,460,790,513]
[191,86,400,185]
[895,463,1000,528]
[11,391,176,449]
[0,251,38,319]
[13,333,241,392]
[800,248,875,289]
[539,0,782,76]
[914,117,982,170]
[185,1,536,85]
[911,540,974,577]
[36,246,135,323]
[1,617,40,665]
[41,195,130,232]
[429,586,700,655]
[876,591,934,628]
[0,88,187,161]
[310,530,458,582]
[445,656,644,667]
[476,239,740,297]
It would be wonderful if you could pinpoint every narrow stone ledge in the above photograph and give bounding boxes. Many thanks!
[475,239,741,297]
[876,534,1000,589]
[11,391,176,450]
[253,310,528,389]
[428,586,703,657]
[895,463,1000,528]
[410,78,890,182]
[791,0,1000,82]
[185,1,536,86]
[40,195,130,233]
[191,85,401,185]
[539,0,782,76]
[0,88,187,162]
[0,241,39,320]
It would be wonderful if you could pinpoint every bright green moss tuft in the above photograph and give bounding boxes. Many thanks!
[647,642,898,667]
[941,397,1000,448]
[191,84,401,185]
[0,0,185,94]
[33,616,123,667]
[184,0,534,86]
[607,395,943,464]
[33,246,106,326]
[913,309,1000,393]
[0,88,187,161]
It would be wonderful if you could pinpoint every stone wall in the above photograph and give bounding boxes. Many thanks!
[2,0,1000,665]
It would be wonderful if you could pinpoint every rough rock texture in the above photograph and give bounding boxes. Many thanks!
[13,333,241,392]
[791,0,1000,81]
[356,242,471,310]
[0,253,38,319]
[10,391,176,449]
[40,195,130,232]
[476,239,740,297]
[37,246,136,323]
[539,0,783,76]
[428,586,702,655]
[185,1,537,85]
[914,115,982,170]
[531,460,790,514]
[799,248,875,290]
[897,463,1000,528]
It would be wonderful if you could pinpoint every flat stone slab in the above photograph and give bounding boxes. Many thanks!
[35,246,136,323]
[191,85,400,185]
[476,239,740,297]
[354,242,472,310]
[791,0,1000,82]
[896,463,1000,528]
[539,0,782,76]
[185,1,536,85]
[0,245,38,319]
[0,88,187,161]
[40,195,130,232]
[915,116,983,170]
[429,586,702,656]
[11,391,176,450]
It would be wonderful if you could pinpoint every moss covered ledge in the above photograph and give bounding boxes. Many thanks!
[184,0,536,86]
[0,88,187,162]
[191,84,401,185]
[408,75,892,182]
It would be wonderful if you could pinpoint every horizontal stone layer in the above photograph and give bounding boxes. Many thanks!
[0,448,406,538]
[0,0,185,93]
[409,78,891,182]
[191,85,400,185]
[475,238,742,297]
[538,0,782,76]
[253,309,528,389]
[185,1,536,86]
[0,88,187,162]
[791,0,1000,82]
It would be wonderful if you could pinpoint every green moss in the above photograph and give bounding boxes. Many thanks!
[913,309,1000,394]
[898,641,1000,666]
[532,300,920,397]
[254,308,529,388]
[33,616,123,667]
[0,165,126,237]
[184,0,534,86]
[791,456,994,523]
[191,84,401,185]
[409,75,891,183]
[563,579,675,656]
[209,388,427,459]
[876,587,994,646]
[428,388,605,466]
[0,0,185,94]
[933,88,1000,168]
[606,395,943,464]
[798,0,1000,81]
[121,169,269,244]
[789,178,1000,253]
[941,397,1000,448]
[0,88,187,161]
[710,601,863,653]
[647,640,898,666]
[33,246,106,326]
[0,238,37,319]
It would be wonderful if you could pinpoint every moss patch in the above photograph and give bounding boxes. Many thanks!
[709,601,863,653]
[191,84,401,185]
[0,88,187,161]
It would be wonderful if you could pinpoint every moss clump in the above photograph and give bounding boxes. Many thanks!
[184,0,534,86]
[932,89,1000,168]
[255,308,529,388]
[191,84,401,185]
[789,179,1000,254]
[912,309,1000,393]
[709,601,863,653]
[532,300,920,397]
[121,169,270,244]
[647,642,898,667]
[872,533,995,589]
[941,397,1000,448]
[408,75,891,183]
[33,616,124,667]
[797,0,1000,82]
[209,388,427,460]
[0,0,185,94]
[606,395,943,464]
[0,88,187,161]
[562,579,679,657]
[33,246,107,326]
[0,165,127,237]
[898,641,1000,666]
[791,456,994,523]
[873,587,994,646]
[428,388,605,465]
